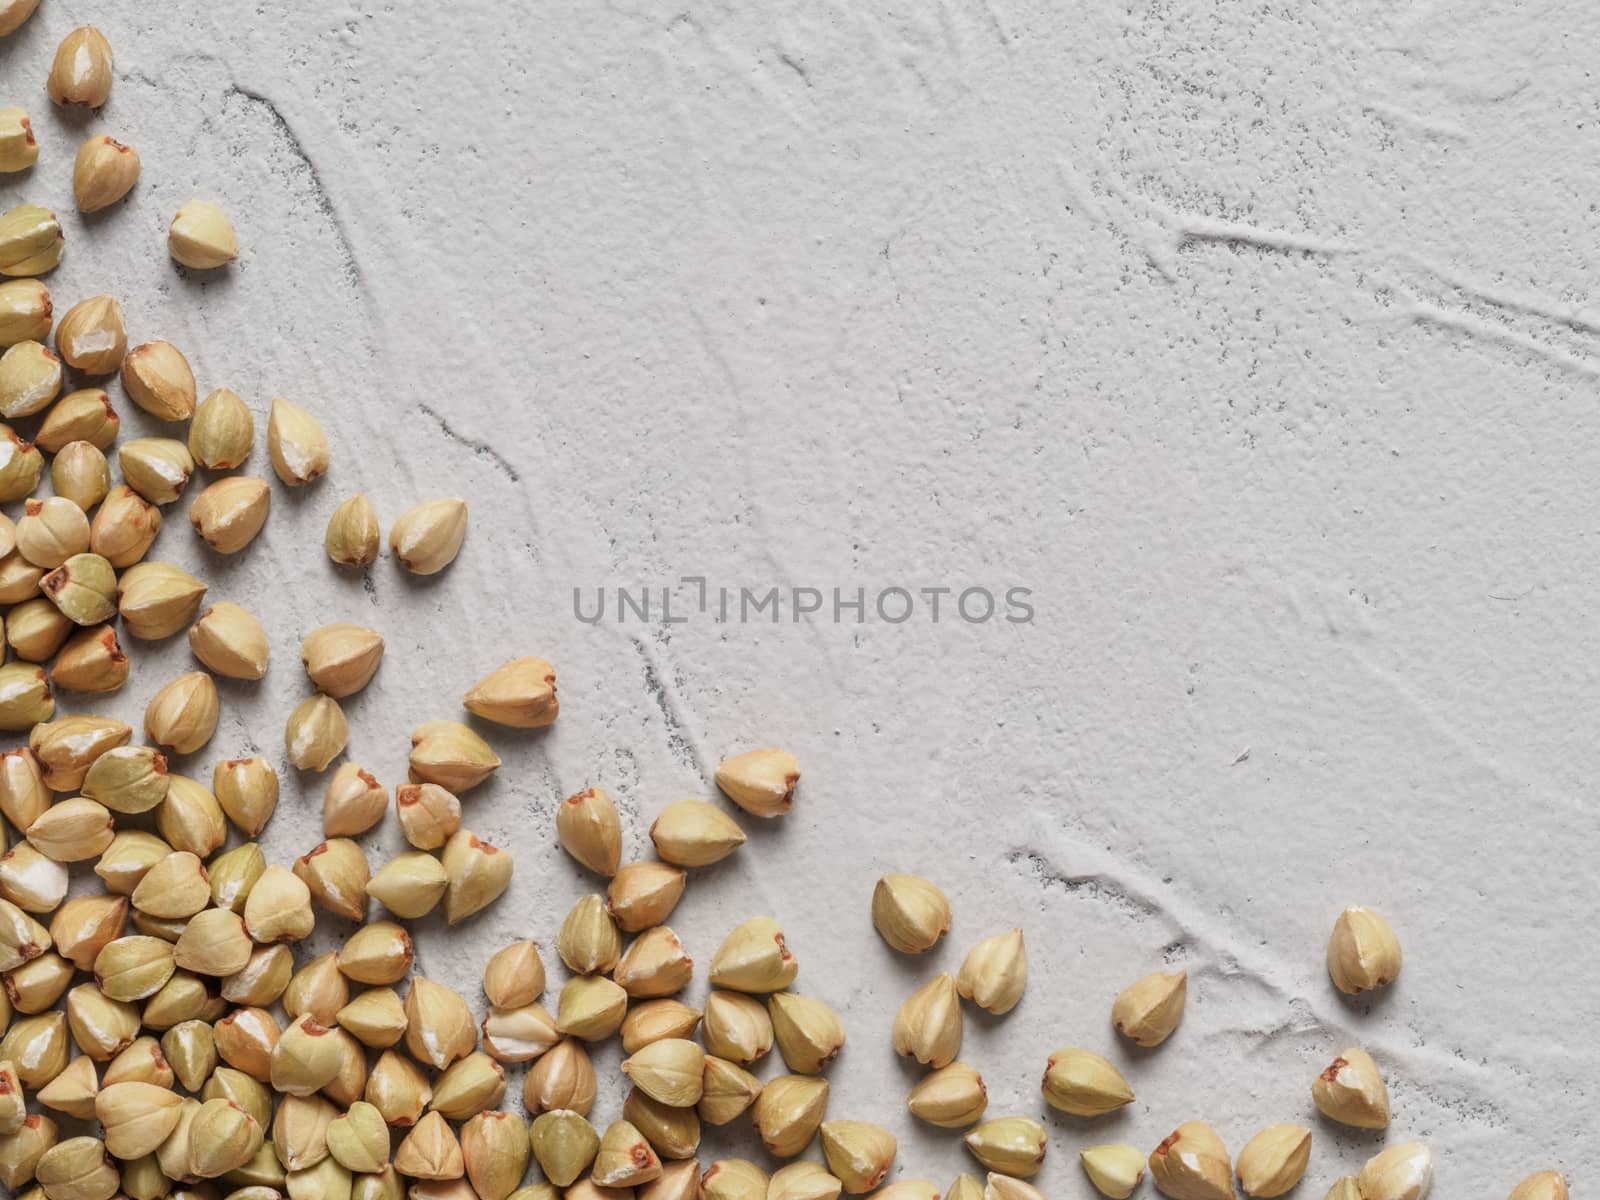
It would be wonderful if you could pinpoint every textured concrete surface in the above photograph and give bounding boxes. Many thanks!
[1,0,1591,1193]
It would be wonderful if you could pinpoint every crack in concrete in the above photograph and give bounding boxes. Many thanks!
[223,83,364,292]
[418,403,521,483]
[1176,215,1352,259]
[1006,848,1167,924]
[631,636,705,777]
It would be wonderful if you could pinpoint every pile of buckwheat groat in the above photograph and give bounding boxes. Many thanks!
[0,7,1571,1200]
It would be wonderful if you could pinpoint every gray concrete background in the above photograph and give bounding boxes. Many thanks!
[2,0,1592,1193]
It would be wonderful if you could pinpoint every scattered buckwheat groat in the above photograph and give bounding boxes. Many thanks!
[957,928,1026,1014]
[73,135,141,211]
[819,1120,895,1193]
[1508,1172,1570,1200]
[442,830,513,922]
[702,1159,768,1200]
[122,340,197,422]
[985,1176,1045,1200]
[367,849,447,919]
[187,386,254,469]
[294,838,371,922]
[621,1037,706,1108]
[480,947,544,1011]
[118,560,207,636]
[711,917,797,994]
[285,693,348,770]
[1040,1047,1134,1117]
[871,873,951,953]
[213,756,278,835]
[0,279,51,345]
[188,601,270,680]
[0,663,54,729]
[168,200,239,269]
[964,1117,1046,1179]
[54,294,126,376]
[607,860,687,932]
[86,485,157,568]
[769,1161,840,1200]
[751,1072,828,1156]
[18,496,89,567]
[50,442,111,510]
[715,747,799,816]
[558,787,623,875]
[558,892,623,975]
[907,1062,986,1128]
[189,475,271,553]
[464,655,558,727]
[0,0,40,37]
[1357,1143,1433,1200]
[769,991,845,1075]
[302,622,385,697]
[36,391,116,453]
[614,925,691,999]
[892,973,962,1068]
[409,719,500,791]
[644,1162,699,1200]
[869,1183,937,1200]
[326,493,380,564]
[651,799,745,866]
[702,988,772,1064]
[1149,1122,1233,1200]
[0,108,35,173]
[323,762,387,836]
[0,339,62,418]
[1328,905,1403,994]
[119,437,195,505]
[1080,1144,1146,1199]
[529,1108,598,1185]
[395,780,461,849]
[143,671,220,754]
[267,398,329,486]
[1312,1046,1390,1128]
[390,497,467,574]
[47,26,114,108]
[0,437,44,509]
[1235,1124,1311,1198]
[50,624,128,692]
[0,203,62,276]
[42,552,116,624]
[9,595,72,659]
[1112,968,1186,1045]
[621,996,700,1052]
[699,1053,761,1125]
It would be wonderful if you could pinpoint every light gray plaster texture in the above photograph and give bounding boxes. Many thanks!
[0,0,1591,1194]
